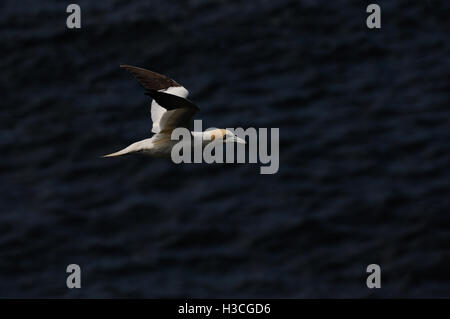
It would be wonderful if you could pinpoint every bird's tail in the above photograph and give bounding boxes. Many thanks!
[102,140,145,158]
[102,148,131,157]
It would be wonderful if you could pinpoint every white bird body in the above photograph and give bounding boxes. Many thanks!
[103,65,245,158]
[104,130,231,158]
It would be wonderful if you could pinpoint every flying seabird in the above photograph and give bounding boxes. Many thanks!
[103,65,246,158]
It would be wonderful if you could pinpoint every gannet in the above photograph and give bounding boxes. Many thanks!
[103,65,246,158]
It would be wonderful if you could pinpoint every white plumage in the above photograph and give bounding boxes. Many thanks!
[103,65,246,158]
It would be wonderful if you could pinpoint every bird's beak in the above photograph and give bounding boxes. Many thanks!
[234,136,246,144]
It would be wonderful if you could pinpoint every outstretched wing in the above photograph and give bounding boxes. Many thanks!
[145,89,199,132]
[120,64,196,133]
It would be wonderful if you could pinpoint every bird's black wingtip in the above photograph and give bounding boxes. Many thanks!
[120,64,135,70]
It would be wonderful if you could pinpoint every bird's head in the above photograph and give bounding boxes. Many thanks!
[206,129,246,144]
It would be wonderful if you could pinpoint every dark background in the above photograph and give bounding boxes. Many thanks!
[1,0,449,298]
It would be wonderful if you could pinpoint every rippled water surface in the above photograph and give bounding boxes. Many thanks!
[1,0,450,297]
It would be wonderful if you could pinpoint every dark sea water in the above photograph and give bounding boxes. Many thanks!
[1,0,450,298]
